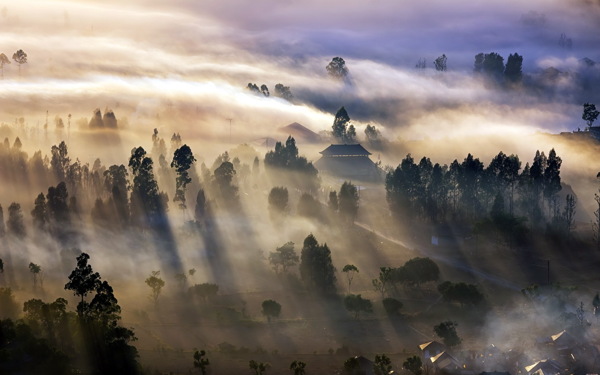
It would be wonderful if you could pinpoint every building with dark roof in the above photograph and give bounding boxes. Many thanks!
[314,144,382,181]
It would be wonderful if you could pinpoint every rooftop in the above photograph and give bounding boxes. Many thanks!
[320,144,372,156]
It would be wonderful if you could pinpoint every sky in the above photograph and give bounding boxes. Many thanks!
[0,0,599,145]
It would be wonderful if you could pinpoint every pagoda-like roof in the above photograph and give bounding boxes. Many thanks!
[319,144,372,156]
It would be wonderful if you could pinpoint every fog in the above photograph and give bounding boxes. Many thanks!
[1,0,600,373]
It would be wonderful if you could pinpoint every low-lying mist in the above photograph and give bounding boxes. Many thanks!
[2,0,600,373]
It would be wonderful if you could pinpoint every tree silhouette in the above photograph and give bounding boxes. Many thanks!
[145,271,165,307]
[64,252,140,374]
[338,181,359,223]
[332,106,351,142]
[372,267,393,299]
[28,263,41,289]
[261,299,281,323]
[299,234,337,294]
[274,83,293,101]
[399,257,440,287]
[129,146,165,226]
[437,281,484,307]
[103,164,130,226]
[50,141,70,182]
[7,202,26,238]
[290,360,307,375]
[343,356,362,374]
[434,321,461,347]
[12,49,26,75]
[268,186,289,214]
[326,57,349,79]
[0,318,70,373]
[373,354,393,375]
[171,144,196,212]
[193,349,210,374]
[214,161,239,207]
[504,53,523,83]
[31,193,48,231]
[403,356,422,375]
[544,148,562,214]
[189,283,219,302]
[474,52,504,81]
[344,294,372,319]
[583,103,599,128]
[247,83,260,94]
[342,264,359,293]
[0,53,10,79]
[47,182,70,229]
[434,54,447,71]
[64,252,101,315]
[249,359,270,374]
[269,242,299,274]
[22,297,71,350]
[364,124,381,145]
[264,136,319,191]
[260,84,270,97]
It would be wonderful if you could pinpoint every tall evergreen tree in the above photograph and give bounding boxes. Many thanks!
[171,144,196,211]
[326,57,349,79]
[299,234,336,294]
[7,202,25,238]
[504,53,523,83]
[338,181,359,223]
[583,103,599,128]
[434,54,447,71]
[64,252,140,374]
[104,165,130,226]
[544,148,562,215]
[332,107,351,142]
[31,193,48,230]
[47,182,70,225]
[129,147,165,226]
[213,161,239,208]
[50,141,70,183]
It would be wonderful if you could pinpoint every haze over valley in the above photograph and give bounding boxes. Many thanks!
[1,1,600,374]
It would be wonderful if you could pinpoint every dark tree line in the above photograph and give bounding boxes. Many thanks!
[247,83,293,101]
[474,52,523,84]
[0,252,141,374]
[264,136,319,192]
[386,149,566,230]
